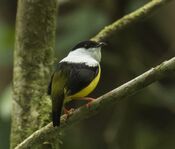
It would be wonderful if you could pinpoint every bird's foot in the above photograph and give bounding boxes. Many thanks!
[63,108,75,120]
[82,97,95,108]
[71,97,95,108]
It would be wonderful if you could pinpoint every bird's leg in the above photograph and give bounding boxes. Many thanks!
[73,97,95,108]
[64,107,75,115]
[83,97,95,108]
[82,97,95,102]
[61,107,74,123]
[62,107,75,123]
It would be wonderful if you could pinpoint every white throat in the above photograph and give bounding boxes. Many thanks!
[60,48,101,67]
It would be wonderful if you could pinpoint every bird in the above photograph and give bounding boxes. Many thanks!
[48,40,105,127]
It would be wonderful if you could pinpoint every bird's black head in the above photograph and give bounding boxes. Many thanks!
[71,40,106,51]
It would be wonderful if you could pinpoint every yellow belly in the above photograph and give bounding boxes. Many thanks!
[68,65,101,99]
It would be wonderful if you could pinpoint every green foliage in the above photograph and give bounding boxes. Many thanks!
[0,23,14,66]
[0,86,11,149]
[0,86,11,120]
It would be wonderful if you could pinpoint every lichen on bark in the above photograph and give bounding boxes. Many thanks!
[11,0,57,148]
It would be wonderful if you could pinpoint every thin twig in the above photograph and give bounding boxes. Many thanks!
[92,0,172,42]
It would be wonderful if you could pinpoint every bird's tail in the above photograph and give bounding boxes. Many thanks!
[52,93,64,127]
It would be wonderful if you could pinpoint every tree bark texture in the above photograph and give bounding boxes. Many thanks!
[11,0,57,148]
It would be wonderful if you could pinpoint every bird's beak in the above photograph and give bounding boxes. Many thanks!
[96,42,107,48]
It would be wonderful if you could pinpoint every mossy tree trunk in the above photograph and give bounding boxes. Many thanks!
[11,0,57,148]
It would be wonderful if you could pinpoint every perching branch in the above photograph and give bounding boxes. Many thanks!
[15,0,174,148]
[15,56,175,149]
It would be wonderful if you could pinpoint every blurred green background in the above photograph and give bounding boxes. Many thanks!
[1,0,175,149]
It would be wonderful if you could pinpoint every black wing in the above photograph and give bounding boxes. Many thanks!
[57,62,99,96]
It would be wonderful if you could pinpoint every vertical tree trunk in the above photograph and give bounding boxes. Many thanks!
[11,0,57,148]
